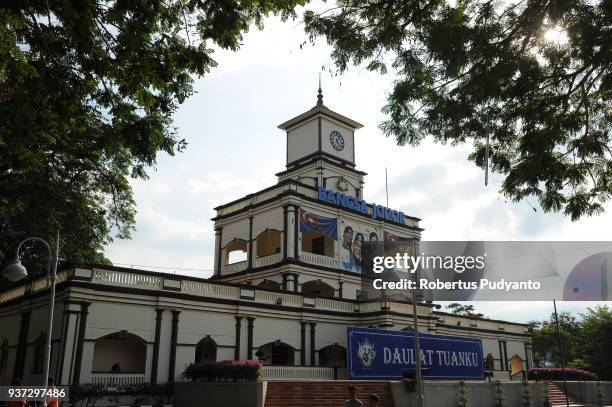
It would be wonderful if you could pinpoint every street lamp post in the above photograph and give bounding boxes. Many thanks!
[2,231,59,407]
[407,239,425,407]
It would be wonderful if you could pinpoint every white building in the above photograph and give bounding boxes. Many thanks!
[0,91,532,387]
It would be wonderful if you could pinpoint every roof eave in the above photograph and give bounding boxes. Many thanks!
[278,106,364,130]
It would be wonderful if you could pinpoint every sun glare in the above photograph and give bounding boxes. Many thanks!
[543,26,569,45]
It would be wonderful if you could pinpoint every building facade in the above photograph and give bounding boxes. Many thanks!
[0,92,532,387]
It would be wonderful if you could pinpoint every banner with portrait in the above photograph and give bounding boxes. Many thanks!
[339,219,380,273]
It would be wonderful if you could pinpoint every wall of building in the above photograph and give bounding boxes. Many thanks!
[287,119,318,164]
[0,268,531,387]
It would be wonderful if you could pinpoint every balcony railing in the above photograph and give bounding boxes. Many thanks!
[0,268,415,316]
[300,252,338,268]
[254,253,282,268]
[261,366,346,380]
[93,269,163,289]
[215,181,317,218]
[90,373,146,386]
[223,260,247,273]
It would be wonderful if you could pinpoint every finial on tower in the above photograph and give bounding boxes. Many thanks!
[316,73,324,107]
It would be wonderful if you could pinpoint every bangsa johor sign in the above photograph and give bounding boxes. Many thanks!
[317,186,406,224]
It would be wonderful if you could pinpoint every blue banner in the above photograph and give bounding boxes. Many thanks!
[299,209,338,240]
[347,327,484,380]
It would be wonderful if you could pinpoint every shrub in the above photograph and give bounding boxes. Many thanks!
[528,368,598,381]
[182,360,263,382]
[521,380,532,407]
[457,380,469,407]
[70,382,170,405]
[493,380,504,407]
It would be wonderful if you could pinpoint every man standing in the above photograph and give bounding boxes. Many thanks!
[343,385,364,407]
[46,378,58,407]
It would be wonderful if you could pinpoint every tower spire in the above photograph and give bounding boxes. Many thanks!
[316,73,324,107]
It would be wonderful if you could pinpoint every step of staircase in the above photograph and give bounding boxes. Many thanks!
[548,383,587,406]
[265,381,394,407]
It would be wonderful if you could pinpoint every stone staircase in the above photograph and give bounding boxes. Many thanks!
[265,381,394,407]
[548,383,586,406]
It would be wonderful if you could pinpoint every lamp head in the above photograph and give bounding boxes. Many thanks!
[2,258,28,282]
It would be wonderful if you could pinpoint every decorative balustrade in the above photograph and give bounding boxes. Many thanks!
[300,252,338,268]
[181,280,240,298]
[223,260,247,273]
[0,286,25,304]
[254,290,302,306]
[215,181,319,217]
[261,366,338,380]
[92,269,163,289]
[0,265,427,318]
[315,297,356,312]
[358,301,382,312]
[90,373,146,386]
[253,253,282,268]
[28,271,70,293]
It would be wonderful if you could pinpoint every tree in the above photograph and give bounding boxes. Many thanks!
[578,306,612,374]
[445,302,485,318]
[304,0,612,220]
[528,312,580,367]
[0,0,304,272]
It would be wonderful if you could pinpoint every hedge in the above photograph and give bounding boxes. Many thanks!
[70,383,170,404]
[528,368,598,381]
[182,360,263,382]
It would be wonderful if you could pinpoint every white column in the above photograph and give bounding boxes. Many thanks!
[286,206,296,259]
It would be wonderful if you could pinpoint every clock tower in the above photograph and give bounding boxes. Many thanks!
[277,84,366,197]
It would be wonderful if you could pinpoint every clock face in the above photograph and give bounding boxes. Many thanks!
[329,131,345,151]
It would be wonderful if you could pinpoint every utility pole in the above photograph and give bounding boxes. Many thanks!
[411,240,424,407]
[553,299,570,407]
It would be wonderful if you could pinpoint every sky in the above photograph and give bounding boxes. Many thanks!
[104,3,612,324]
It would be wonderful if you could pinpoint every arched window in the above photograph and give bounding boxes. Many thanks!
[255,341,295,366]
[225,239,247,264]
[301,230,335,257]
[92,331,146,373]
[256,230,281,258]
[257,279,281,290]
[31,332,45,374]
[195,336,217,363]
[319,344,346,367]
[0,339,9,385]
[301,280,335,297]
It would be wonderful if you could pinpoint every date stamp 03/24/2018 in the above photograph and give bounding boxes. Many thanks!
[0,386,69,401]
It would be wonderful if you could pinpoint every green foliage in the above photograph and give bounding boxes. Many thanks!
[493,380,504,407]
[579,306,612,374]
[521,380,532,407]
[457,380,469,407]
[446,303,485,318]
[529,306,612,378]
[182,362,262,382]
[304,0,612,220]
[70,382,170,404]
[596,381,604,407]
[0,0,304,270]
[528,312,580,367]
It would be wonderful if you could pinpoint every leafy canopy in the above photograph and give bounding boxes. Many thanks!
[304,0,612,220]
[445,302,485,317]
[0,0,304,271]
[528,306,612,376]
